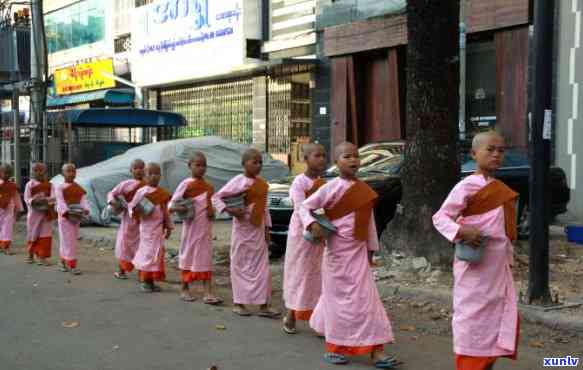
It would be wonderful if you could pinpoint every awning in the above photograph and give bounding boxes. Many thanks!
[47,108,186,128]
[47,89,135,108]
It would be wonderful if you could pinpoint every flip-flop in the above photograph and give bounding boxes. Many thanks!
[38,260,51,266]
[181,292,196,302]
[151,284,162,292]
[257,309,281,319]
[232,307,252,316]
[71,269,82,276]
[59,265,69,272]
[203,297,223,305]
[113,272,128,280]
[140,283,154,293]
[323,353,348,365]
[282,317,297,334]
[26,258,35,264]
[374,355,399,369]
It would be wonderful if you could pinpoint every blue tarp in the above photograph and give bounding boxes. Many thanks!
[47,89,135,108]
[47,108,186,128]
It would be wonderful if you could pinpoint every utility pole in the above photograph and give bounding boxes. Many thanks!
[11,88,20,187]
[459,0,466,141]
[29,0,46,163]
[527,0,554,304]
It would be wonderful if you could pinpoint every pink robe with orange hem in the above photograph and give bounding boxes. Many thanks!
[170,178,214,281]
[107,179,142,272]
[283,174,324,319]
[299,177,394,352]
[212,174,272,305]
[0,179,23,249]
[55,182,89,268]
[24,179,54,257]
[432,174,518,358]
[129,186,173,281]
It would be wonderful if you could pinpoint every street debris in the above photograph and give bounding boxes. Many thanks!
[215,325,226,331]
[61,320,80,328]
[528,340,545,349]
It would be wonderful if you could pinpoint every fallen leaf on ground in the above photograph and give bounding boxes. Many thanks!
[399,325,416,332]
[215,325,226,330]
[528,340,545,349]
[61,320,80,328]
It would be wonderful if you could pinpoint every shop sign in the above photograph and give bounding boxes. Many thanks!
[54,59,116,95]
[131,0,255,87]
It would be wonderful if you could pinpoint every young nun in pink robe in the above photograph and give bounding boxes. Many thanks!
[24,163,56,265]
[300,143,396,369]
[282,143,327,334]
[55,163,89,275]
[129,162,173,293]
[212,148,279,318]
[170,151,222,304]
[433,132,519,370]
[0,164,23,255]
[107,159,145,279]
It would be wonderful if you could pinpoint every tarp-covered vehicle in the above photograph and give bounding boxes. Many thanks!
[51,137,289,225]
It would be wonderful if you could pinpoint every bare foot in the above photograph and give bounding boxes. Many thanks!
[232,305,251,316]
[180,290,196,302]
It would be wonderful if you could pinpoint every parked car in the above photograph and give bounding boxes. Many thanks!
[267,141,570,257]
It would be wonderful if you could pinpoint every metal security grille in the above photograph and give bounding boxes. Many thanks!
[268,65,312,156]
[160,79,254,145]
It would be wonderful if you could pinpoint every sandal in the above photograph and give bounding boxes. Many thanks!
[70,269,82,276]
[323,353,349,365]
[26,256,35,264]
[232,306,252,317]
[59,265,69,272]
[151,284,162,292]
[203,297,224,305]
[373,355,399,369]
[181,292,196,302]
[257,308,281,319]
[141,283,154,293]
[114,272,128,280]
[282,316,297,335]
[38,259,51,266]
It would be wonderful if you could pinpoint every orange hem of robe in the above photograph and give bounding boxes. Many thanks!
[119,260,134,273]
[28,238,52,258]
[292,309,313,321]
[61,258,77,269]
[326,343,384,356]
[181,270,212,283]
[139,270,166,282]
[0,240,11,250]
[455,355,497,370]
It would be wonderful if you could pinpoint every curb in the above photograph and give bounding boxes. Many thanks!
[377,283,583,334]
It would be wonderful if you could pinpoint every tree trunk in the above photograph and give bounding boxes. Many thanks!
[380,0,460,265]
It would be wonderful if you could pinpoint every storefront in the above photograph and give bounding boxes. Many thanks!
[318,0,531,152]
[130,0,314,164]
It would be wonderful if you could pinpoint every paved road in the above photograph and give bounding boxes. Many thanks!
[0,233,567,370]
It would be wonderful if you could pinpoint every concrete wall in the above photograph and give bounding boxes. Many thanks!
[556,0,583,222]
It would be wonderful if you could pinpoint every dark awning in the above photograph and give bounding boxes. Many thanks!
[47,108,186,128]
[47,89,135,108]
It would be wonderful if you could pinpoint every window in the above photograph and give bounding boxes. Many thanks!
[45,0,105,54]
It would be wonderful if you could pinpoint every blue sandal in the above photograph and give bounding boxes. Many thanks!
[374,355,398,369]
[323,353,349,365]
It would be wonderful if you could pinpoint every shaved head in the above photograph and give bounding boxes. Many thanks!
[32,162,46,172]
[62,163,76,172]
[241,148,262,165]
[146,162,161,173]
[131,158,145,168]
[333,142,357,161]
[472,131,505,151]
[302,143,325,160]
[0,163,10,172]
[189,151,207,166]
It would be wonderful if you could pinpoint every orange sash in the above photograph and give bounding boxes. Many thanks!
[0,181,18,209]
[30,181,57,221]
[63,182,86,205]
[183,178,214,217]
[124,181,145,202]
[462,179,519,241]
[325,181,378,241]
[244,177,269,227]
[145,187,172,206]
[304,178,326,198]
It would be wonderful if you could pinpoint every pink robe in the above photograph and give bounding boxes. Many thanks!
[55,182,90,267]
[212,174,272,305]
[129,186,172,274]
[0,180,23,245]
[171,178,213,275]
[299,177,394,349]
[283,174,324,315]
[24,179,54,243]
[107,180,142,268]
[432,174,518,357]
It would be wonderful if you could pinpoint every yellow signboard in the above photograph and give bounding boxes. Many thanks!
[54,59,116,95]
